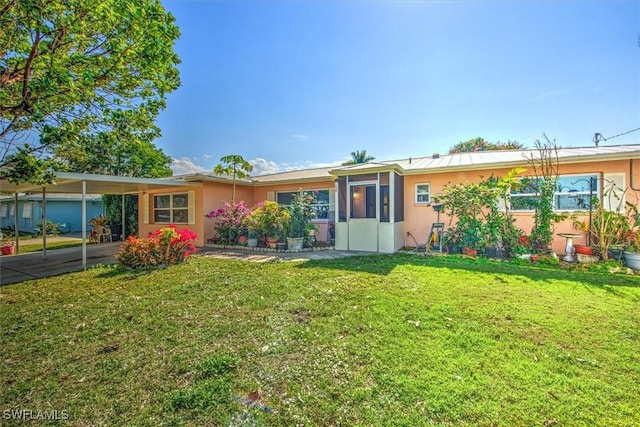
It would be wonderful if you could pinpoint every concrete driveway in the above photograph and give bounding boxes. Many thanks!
[0,242,121,285]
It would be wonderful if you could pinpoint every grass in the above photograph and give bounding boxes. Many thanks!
[1,253,639,426]
[15,240,84,254]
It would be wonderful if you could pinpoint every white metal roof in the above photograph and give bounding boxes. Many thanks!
[0,193,103,201]
[0,172,201,195]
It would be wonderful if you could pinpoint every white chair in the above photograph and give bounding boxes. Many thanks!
[100,226,113,243]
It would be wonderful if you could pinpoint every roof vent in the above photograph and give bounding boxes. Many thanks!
[432,152,440,159]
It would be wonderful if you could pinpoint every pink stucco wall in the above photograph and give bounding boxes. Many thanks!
[138,186,206,246]
[138,158,640,252]
[402,159,640,254]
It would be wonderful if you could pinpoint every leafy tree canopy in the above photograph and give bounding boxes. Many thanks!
[342,150,375,165]
[448,137,524,154]
[0,0,181,183]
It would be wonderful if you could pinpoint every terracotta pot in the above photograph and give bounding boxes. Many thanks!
[266,237,279,249]
[463,247,477,257]
[574,245,593,255]
[1,245,15,255]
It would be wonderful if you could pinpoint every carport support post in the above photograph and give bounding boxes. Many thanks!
[42,187,47,260]
[82,180,87,270]
[122,194,125,241]
[14,193,19,253]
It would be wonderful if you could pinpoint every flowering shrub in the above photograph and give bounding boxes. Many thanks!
[117,225,198,269]
[206,202,251,244]
[246,201,290,242]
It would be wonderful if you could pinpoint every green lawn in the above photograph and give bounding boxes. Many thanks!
[1,254,639,426]
[16,239,84,254]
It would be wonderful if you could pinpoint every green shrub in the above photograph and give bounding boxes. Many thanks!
[117,226,198,269]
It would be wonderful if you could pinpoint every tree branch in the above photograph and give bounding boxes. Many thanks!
[0,0,18,21]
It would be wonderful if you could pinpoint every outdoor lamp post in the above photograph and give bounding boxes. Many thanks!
[569,177,596,246]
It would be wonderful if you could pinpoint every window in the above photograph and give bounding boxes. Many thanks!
[154,193,189,223]
[380,185,389,222]
[338,177,347,222]
[509,175,598,211]
[510,178,540,211]
[415,183,431,204]
[555,175,598,210]
[22,202,33,219]
[276,189,331,219]
[395,173,404,222]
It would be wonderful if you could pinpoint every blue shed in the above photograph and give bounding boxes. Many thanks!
[0,194,104,234]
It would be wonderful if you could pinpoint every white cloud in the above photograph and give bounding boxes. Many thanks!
[291,134,309,141]
[201,154,212,160]
[170,157,208,175]
[249,158,282,176]
[249,158,343,176]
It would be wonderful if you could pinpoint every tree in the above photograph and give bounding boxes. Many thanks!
[526,135,564,251]
[448,137,524,154]
[50,128,173,178]
[0,0,181,183]
[214,154,253,202]
[342,150,375,165]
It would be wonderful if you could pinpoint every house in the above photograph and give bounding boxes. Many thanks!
[0,193,103,234]
[137,144,640,255]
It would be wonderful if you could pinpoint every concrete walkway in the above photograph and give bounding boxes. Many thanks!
[0,242,121,285]
[198,247,376,262]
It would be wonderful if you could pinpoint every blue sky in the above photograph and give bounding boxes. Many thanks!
[157,0,640,175]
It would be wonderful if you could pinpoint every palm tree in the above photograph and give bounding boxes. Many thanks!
[342,150,375,165]
[213,154,253,202]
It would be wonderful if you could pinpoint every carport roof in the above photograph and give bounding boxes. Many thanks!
[0,172,201,195]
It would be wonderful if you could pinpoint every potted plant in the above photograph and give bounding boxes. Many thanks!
[244,212,260,248]
[1,238,15,255]
[246,232,258,248]
[442,228,463,254]
[512,233,533,259]
[623,232,640,270]
[285,193,315,251]
[248,201,290,248]
[460,219,484,257]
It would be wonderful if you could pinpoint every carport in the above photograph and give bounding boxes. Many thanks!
[0,172,201,271]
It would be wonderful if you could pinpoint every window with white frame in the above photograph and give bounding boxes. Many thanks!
[22,202,33,219]
[153,193,189,223]
[415,183,431,204]
[509,178,540,211]
[276,189,332,219]
[509,175,598,211]
[555,175,598,210]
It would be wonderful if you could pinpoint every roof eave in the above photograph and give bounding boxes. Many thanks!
[330,163,405,177]
[252,176,336,186]
[402,151,640,175]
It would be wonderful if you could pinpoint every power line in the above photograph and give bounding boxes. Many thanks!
[593,127,640,146]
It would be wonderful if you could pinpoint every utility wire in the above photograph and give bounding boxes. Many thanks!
[593,127,640,146]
